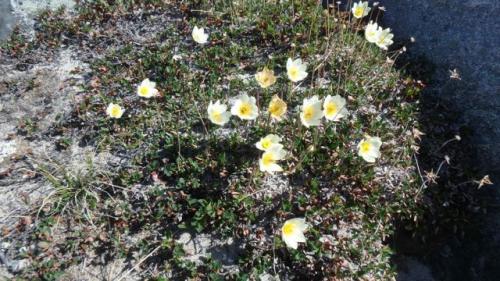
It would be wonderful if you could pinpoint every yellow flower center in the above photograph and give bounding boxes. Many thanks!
[325,103,338,117]
[110,106,121,117]
[262,153,275,166]
[377,33,388,45]
[269,104,280,114]
[360,142,371,153]
[269,99,286,118]
[283,222,295,236]
[211,112,222,123]
[261,139,272,149]
[303,105,314,121]
[257,68,276,88]
[139,86,149,96]
[238,103,251,117]
[354,7,364,17]
[289,67,299,80]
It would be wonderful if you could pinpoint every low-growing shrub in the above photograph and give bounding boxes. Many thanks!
[5,0,426,280]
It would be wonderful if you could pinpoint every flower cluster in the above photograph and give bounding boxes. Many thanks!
[365,21,394,50]
[207,94,288,125]
[256,135,287,173]
[204,54,384,170]
[105,21,391,250]
[350,1,394,50]
[105,78,160,119]
[299,95,348,127]
[206,94,259,125]
[104,27,212,121]
[280,138,380,249]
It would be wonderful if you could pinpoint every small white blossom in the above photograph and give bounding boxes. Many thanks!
[352,1,371,19]
[300,96,323,127]
[286,58,308,82]
[192,26,209,44]
[281,218,308,249]
[357,136,382,163]
[207,100,231,126]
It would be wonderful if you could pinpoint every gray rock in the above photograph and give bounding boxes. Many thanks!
[396,256,435,281]
[0,48,88,228]
[10,0,75,14]
[0,0,76,40]
[0,0,15,40]
[259,273,281,281]
[379,0,500,280]
[176,232,241,266]
[380,0,500,181]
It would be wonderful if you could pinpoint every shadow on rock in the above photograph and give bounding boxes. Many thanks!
[380,0,500,280]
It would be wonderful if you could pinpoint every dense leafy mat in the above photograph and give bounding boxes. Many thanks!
[1,1,426,280]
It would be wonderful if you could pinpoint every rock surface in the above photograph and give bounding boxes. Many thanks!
[0,0,15,40]
[381,0,500,280]
[396,256,436,281]
[0,48,87,227]
[176,232,241,266]
[0,0,76,40]
[381,0,500,181]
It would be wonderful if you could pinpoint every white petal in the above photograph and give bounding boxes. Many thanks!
[283,235,299,249]
[286,58,293,69]
[267,134,282,143]
[288,218,307,230]
[270,145,286,160]
[360,153,376,163]
[364,155,377,163]
[256,142,265,151]
[230,102,241,116]
[259,159,282,173]
[295,232,306,243]
[370,137,382,148]
[296,71,308,81]
[267,163,283,172]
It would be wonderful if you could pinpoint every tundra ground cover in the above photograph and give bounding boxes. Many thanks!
[0,0,427,280]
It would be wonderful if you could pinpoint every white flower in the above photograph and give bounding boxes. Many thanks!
[207,100,231,126]
[192,26,209,44]
[323,95,348,121]
[255,67,277,89]
[300,96,323,127]
[281,218,308,249]
[259,144,287,173]
[106,103,124,119]
[357,136,382,163]
[286,58,308,82]
[230,94,259,120]
[375,27,394,50]
[352,1,371,19]
[137,79,159,98]
[256,134,282,151]
[268,95,287,121]
[365,21,381,43]
[172,54,182,61]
